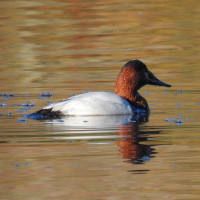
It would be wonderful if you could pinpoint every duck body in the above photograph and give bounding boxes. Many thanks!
[29,60,171,119]
[42,91,145,116]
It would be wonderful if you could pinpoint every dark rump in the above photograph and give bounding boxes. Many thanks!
[27,108,62,120]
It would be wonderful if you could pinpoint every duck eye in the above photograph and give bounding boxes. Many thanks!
[144,71,149,80]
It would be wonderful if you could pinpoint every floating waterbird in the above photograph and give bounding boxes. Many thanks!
[29,60,171,119]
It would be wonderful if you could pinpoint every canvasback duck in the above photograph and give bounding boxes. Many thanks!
[30,60,171,119]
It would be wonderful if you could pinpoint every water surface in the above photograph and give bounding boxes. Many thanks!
[1,0,200,199]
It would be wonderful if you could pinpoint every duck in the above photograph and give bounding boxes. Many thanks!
[29,60,171,119]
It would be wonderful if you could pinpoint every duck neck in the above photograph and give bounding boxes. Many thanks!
[115,89,149,111]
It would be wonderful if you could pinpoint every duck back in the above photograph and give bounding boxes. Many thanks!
[43,91,135,116]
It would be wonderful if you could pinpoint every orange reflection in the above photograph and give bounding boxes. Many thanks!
[117,115,158,164]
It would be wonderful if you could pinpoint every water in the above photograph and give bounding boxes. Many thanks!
[1,0,200,199]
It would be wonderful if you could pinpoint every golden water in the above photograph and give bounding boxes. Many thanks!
[1,0,200,199]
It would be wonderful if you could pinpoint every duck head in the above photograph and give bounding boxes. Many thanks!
[115,60,171,108]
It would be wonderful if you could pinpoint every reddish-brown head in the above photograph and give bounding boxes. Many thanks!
[115,60,171,110]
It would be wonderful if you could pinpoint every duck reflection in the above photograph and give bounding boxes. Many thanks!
[117,116,158,164]
[41,113,159,165]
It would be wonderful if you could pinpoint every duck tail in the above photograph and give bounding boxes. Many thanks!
[25,108,62,120]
